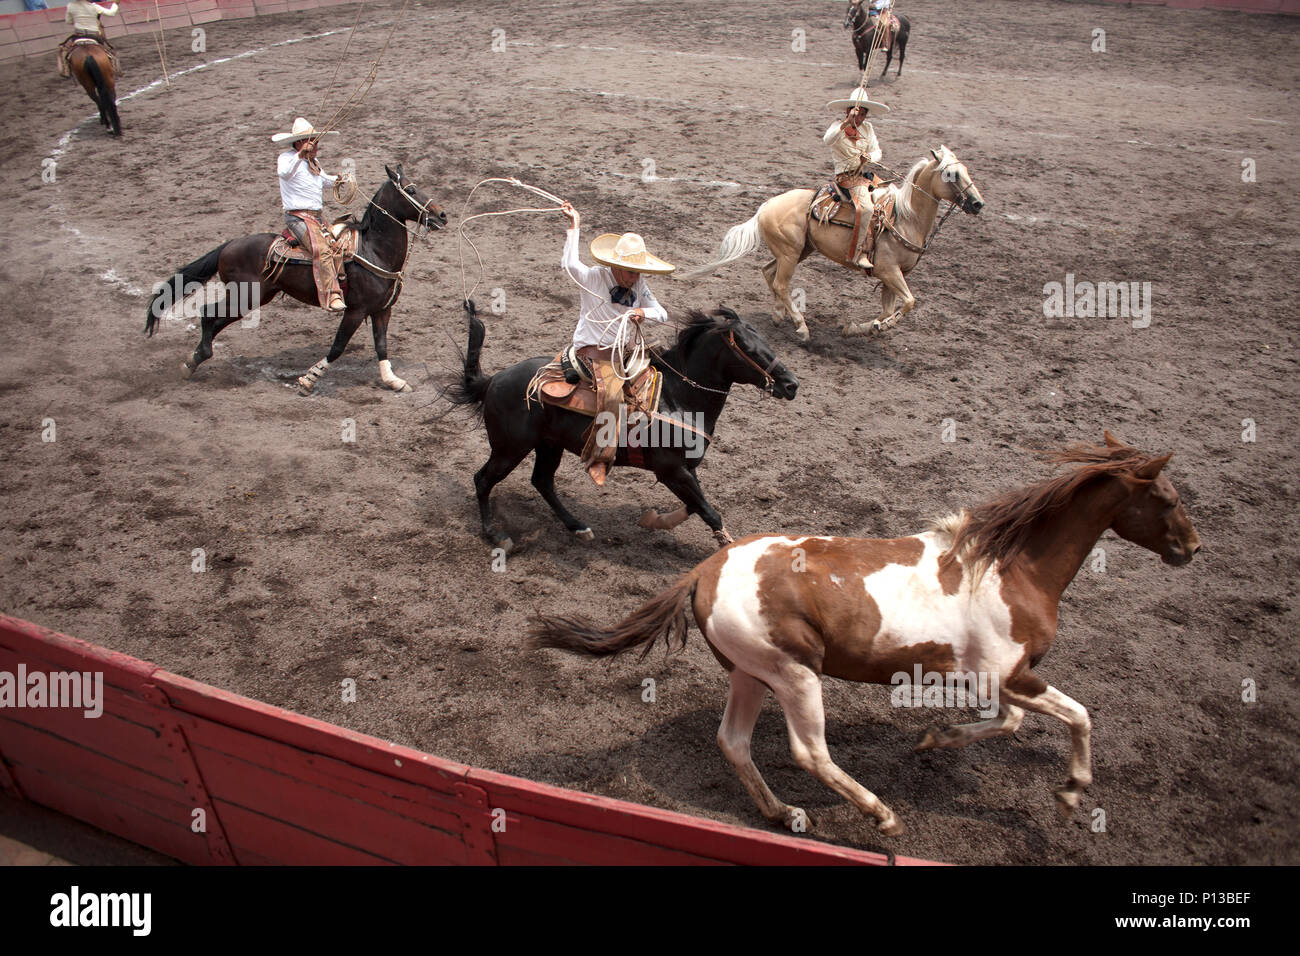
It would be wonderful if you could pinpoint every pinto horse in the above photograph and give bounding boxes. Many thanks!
[68,41,120,137]
[532,433,1201,835]
[845,1,910,78]
[446,302,799,552]
[683,146,983,341]
[144,165,446,394]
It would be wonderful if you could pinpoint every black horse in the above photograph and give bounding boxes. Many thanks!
[144,165,447,394]
[845,1,910,77]
[447,302,799,552]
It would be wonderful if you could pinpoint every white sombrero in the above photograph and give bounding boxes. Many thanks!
[271,117,340,145]
[589,233,675,275]
[826,88,890,114]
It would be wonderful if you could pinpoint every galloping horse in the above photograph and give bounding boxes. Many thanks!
[845,1,910,78]
[447,303,799,552]
[683,146,983,340]
[532,433,1201,835]
[67,41,120,137]
[145,165,447,394]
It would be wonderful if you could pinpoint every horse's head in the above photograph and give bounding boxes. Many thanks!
[1105,432,1202,566]
[844,1,865,29]
[382,163,449,231]
[690,307,798,400]
[929,145,985,215]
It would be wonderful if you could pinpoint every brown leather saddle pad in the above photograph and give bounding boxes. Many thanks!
[809,184,859,229]
[535,356,663,419]
[267,220,360,265]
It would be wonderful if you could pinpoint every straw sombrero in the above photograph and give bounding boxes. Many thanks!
[589,233,675,275]
[826,88,890,114]
[271,117,340,145]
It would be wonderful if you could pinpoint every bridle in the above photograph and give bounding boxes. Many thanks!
[653,325,782,397]
[364,175,444,235]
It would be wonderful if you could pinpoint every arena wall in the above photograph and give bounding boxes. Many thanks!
[3,0,1298,65]
[0,614,940,865]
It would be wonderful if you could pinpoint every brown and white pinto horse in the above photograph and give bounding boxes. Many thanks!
[532,433,1201,835]
[682,146,983,341]
[68,41,120,137]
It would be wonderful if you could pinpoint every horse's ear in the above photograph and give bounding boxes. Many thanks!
[1103,430,1124,448]
[1133,454,1172,481]
[930,148,941,160]
[396,163,405,177]
[384,164,399,183]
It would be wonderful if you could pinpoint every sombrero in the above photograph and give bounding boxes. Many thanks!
[271,117,340,145]
[826,88,890,114]
[589,233,675,275]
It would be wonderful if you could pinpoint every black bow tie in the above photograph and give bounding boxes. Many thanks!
[609,285,637,307]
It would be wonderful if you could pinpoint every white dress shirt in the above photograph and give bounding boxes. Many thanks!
[277,150,337,212]
[824,120,882,174]
[66,1,117,33]
[562,227,668,349]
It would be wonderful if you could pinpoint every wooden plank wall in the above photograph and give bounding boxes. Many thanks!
[0,614,938,866]
[4,0,1299,66]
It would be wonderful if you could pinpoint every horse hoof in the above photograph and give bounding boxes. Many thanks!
[1054,788,1081,817]
[794,324,810,343]
[638,509,660,529]
[914,726,941,752]
[877,814,906,837]
[495,537,514,556]
[182,363,194,379]
[780,806,812,832]
[574,528,594,541]
[870,320,884,336]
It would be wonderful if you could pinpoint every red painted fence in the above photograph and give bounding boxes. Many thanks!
[0,614,938,865]
[4,0,1299,64]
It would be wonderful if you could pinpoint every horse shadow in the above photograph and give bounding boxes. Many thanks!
[495,699,1060,858]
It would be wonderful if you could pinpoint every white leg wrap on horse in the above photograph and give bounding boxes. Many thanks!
[378,359,410,392]
[298,358,330,391]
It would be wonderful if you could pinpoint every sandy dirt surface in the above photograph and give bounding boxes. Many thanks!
[1,0,1297,864]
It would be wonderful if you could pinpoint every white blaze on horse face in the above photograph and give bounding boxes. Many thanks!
[862,532,1019,679]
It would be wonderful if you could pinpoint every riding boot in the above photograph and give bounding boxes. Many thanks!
[57,48,70,78]
[578,347,619,486]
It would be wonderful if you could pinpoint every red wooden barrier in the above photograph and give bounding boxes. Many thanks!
[0,615,939,866]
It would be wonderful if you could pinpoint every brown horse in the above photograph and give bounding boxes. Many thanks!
[68,41,120,137]
[683,146,983,341]
[532,433,1201,835]
[845,1,911,78]
[144,165,447,394]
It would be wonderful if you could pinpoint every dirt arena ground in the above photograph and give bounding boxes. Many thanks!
[1,0,1297,864]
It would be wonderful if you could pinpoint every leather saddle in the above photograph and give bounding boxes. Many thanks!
[869,13,900,47]
[267,219,360,265]
[534,350,663,419]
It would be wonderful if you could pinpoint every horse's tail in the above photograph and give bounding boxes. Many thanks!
[443,299,492,408]
[678,201,769,279]
[530,569,699,659]
[144,242,229,336]
[83,53,109,105]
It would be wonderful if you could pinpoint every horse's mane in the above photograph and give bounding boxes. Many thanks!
[895,156,934,219]
[933,440,1158,578]
[670,308,738,353]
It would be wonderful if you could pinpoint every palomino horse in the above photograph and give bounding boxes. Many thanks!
[845,1,911,77]
[144,165,447,394]
[684,146,983,341]
[68,41,120,137]
[533,433,1201,835]
[446,303,799,552]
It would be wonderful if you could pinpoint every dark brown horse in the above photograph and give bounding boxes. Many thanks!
[446,302,799,552]
[845,2,910,78]
[68,42,120,136]
[144,165,447,394]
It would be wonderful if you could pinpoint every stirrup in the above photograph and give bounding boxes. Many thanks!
[586,462,608,487]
